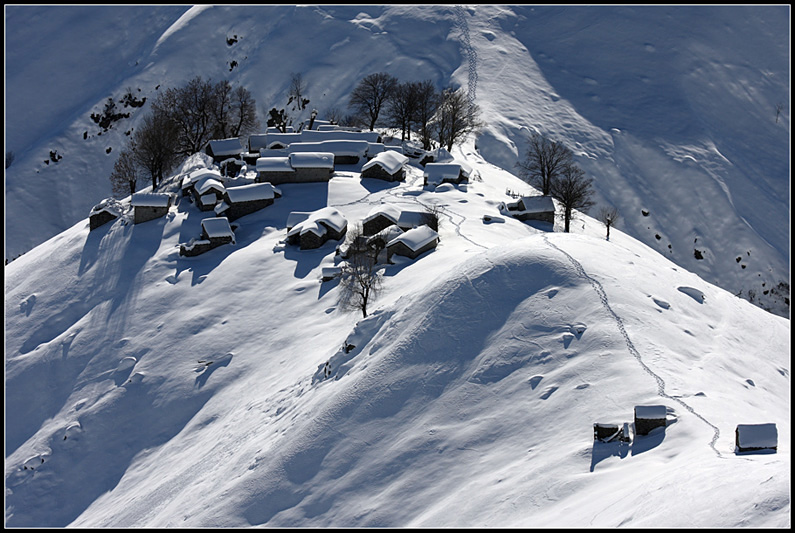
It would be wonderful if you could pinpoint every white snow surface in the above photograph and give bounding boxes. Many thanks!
[3,4,791,529]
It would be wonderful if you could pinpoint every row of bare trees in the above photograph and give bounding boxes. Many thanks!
[110,77,259,197]
[347,72,481,152]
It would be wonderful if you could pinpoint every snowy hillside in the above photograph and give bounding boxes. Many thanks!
[4,128,790,527]
[4,5,790,316]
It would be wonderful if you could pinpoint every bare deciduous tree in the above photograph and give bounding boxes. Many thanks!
[109,148,139,198]
[598,205,620,240]
[288,72,310,111]
[349,72,398,131]
[131,110,180,191]
[516,132,574,196]
[433,87,481,152]
[414,80,440,151]
[550,163,595,233]
[387,81,420,141]
[338,225,383,318]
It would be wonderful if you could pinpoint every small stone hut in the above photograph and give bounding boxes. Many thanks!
[735,423,777,453]
[89,198,123,230]
[179,217,236,257]
[423,161,472,186]
[361,151,409,182]
[386,224,439,261]
[131,193,173,224]
[594,422,631,443]
[634,405,667,436]
[500,195,556,224]
[289,140,369,165]
[215,182,282,221]
[205,138,244,164]
[286,207,348,250]
[289,152,335,183]
[192,176,227,212]
[181,168,223,197]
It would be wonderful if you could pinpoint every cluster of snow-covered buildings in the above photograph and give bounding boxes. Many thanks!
[89,121,458,268]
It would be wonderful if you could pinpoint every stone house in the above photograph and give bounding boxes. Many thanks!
[288,140,370,165]
[386,224,439,261]
[205,138,244,164]
[735,423,777,453]
[423,161,472,186]
[361,151,409,182]
[89,198,123,230]
[192,176,227,212]
[179,216,236,257]
[181,168,223,197]
[215,182,282,221]
[288,152,335,183]
[633,405,667,435]
[499,195,556,224]
[130,193,173,224]
[286,207,348,250]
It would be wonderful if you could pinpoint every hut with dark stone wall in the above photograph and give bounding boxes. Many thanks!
[361,151,409,182]
[215,183,281,221]
[386,225,439,261]
[735,423,777,453]
[286,207,348,250]
[89,198,123,230]
[131,193,173,224]
[179,217,235,257]
[634,405,667,436]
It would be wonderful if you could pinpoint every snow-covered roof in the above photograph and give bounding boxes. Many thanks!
[397,210,429,229]
[207,138,244,157]
[736,423,778,449]
[256,156,293,172]
[131,193,171,208]
[368,224,404,245]
[286,207,347,238]
[387,224,439,251]
[194,176,226,195]
[225,183,279,203]
[363,203,402,224]
[288,140,369,157]
[183,168,222,189]
[519,196,555,213]
[423,162,463,182]
[300,129,381,143]
[288,152,335,169]
[634,405,667,420]
[201,217,234,239]
[265,132,301,148]
[90,198,123,217]
[361,151,409,175]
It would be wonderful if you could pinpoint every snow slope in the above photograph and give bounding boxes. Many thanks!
[3,5,790,316]
[4,133,790,527]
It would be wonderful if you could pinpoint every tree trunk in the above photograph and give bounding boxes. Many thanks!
[564,207,572,233]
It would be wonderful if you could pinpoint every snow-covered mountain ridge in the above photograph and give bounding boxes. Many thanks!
[3,4,790,316]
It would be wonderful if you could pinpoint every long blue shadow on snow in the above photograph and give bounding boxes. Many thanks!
[590,425,667,472]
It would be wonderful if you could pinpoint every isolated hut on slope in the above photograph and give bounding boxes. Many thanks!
[89,198,123,230]
[499,195,556,223]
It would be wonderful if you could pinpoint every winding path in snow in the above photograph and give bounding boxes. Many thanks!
[541,234,723,457]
